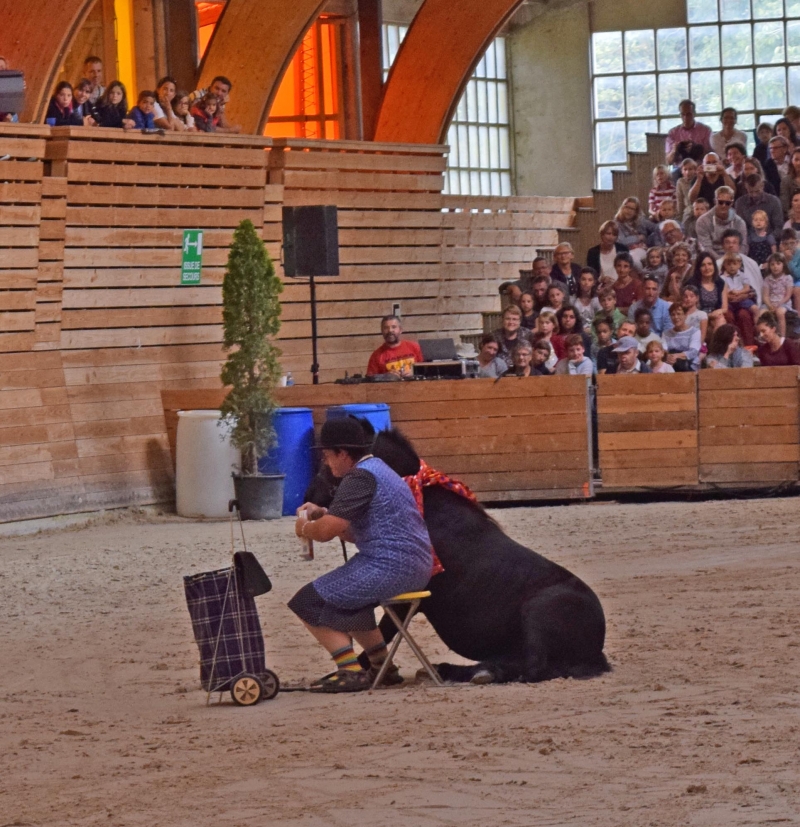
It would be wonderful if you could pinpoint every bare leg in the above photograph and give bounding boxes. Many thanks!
[777,306,787,337]
[300,620,351,655]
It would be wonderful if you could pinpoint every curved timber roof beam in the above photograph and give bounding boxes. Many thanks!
[0,0,97,122]
[373,0,525,144]
[197,0,327,134]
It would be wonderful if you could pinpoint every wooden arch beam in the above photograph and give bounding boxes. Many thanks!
[0,0,98,122]
[373,0,525,144]
[197,0,327,135]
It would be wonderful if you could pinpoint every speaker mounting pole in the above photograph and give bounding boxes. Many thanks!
[309,275,320,385]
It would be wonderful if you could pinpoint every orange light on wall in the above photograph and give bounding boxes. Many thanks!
[196,0,226,60]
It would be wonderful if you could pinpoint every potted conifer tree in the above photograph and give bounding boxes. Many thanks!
[219,219,285,519]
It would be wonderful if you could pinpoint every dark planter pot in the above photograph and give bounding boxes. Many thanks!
[232,473,286,520]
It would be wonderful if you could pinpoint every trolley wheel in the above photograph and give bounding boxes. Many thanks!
[261,669,280,700]
[231,673,263,706]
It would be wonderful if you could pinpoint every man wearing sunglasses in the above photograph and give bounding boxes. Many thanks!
[695,187,748,258]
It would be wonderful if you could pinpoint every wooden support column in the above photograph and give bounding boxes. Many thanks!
[163,0,198,92]
[357,0,383,140]
[131,0,167,92]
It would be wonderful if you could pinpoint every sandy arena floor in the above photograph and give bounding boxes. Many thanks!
[1,497,799,826]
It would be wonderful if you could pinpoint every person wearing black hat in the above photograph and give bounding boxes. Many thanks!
[288,418,434,692]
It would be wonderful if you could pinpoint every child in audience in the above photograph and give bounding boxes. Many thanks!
[574,267,601,328]
[662,303,702,371]
[642,246,668,286]
[762,252,794,336]
[705,324,754,368]
[748,209,777,270]
[648,164,676,219]
[541,282,568,315]
[645,340,674,373]
[593,288,627,339]
[557,306,592,353]
[529,338,553,376]
[95,80,133,129]
[676,158,697,220]
[654,198,678,227]
[191,92,220,132]
[45,81,75,125]
[518,291,537,330]
[535,311,565,370]
[127,90,156,129]
[683,198,709,240]
[597,320,636,374]
[555,334,595,376]
[611,253,643,313]
[591,317,614,366]
[681,284,708,342]
[633,308,662,353]
[721,251,760,330]
[172,91,197,131]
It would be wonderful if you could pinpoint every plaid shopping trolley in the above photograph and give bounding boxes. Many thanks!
[183,501,279,706]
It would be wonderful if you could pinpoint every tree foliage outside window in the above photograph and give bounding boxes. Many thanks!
[591,0,800,188]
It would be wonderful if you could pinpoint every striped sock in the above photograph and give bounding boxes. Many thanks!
[331,645,361,672]
[364,641,389,667]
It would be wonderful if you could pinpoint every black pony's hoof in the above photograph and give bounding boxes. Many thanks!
[470,667,495,685]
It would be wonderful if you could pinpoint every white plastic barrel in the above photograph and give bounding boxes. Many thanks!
[176,410,240,518]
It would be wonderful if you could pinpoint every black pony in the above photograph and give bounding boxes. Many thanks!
[309,426,610,684]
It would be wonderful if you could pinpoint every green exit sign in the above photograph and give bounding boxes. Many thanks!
[181,230,204,285]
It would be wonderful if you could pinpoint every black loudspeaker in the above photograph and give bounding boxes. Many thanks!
[282,205,339,277]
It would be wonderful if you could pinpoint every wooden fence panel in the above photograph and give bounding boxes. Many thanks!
[698,367,800,485]
[597,373,699,489]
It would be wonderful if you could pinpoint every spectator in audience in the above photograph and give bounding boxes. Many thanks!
[645,340,674,374]
[531,274,550,312]
[666,100,712,176]
[667,241,693,284]
[493,305,533,369]
[614,197,655,266]
[534,311,565,370]
[688,152,736,207]
[682,284,708,341]
[591,317,614,367]
[780,148,800,217]
[662,303,702,371]
[95,81,134,129]
[519,291,537,330]
[711,108,748,160]
[574,267,601,328]
[70,79,97,126]
[0,56,17,122]
[127,90,157,130]
[675,158,698,219]
[718,229,763,305]
[651,201,681,246]
[720,251,759,344]
[607,336,651,374]
[597,320,636,374]
[735,174,783,234]
[611,252,643,313]
[540,281,567,315]
[725,141,747,186]
[510,342,537,378]
[594,287,627,336]
[784,105,800,133]
[784,192,800,232]
[747,209,777,271]
[82,55,105,104]
[742,157,776,196]
[502,258,550,303]
[172,91,197,131]
[557,305,592,353]
[688,251,729,326]
[634,308,661,353]
[774,116,797,152]
[476,333,508,379]
[704,324,754,369]
[529,338,554,376]
[649,165,676,218]
[684,197,709,240]
[550,243,581,296]
[366,315,423,376]
[764,136,791,193]
[761,252,794,336]
[191,76,241,134]
[661,219,690,251]
[696,187,747,257]
[628,276,674,335]
[753,121,774,167]
[191,92,220,133]
[555,334,594,376]
[152,77,182,131]
[756,311,800,365]
[660,265,685,305]
[46,82,75,126]
[587,220,629,281]
[778,229,800,303]
[642,245,669,286]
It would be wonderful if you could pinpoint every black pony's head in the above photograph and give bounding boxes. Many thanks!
[373,428,421,478]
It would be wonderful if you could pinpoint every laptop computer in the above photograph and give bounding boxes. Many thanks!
[418,338,458,362]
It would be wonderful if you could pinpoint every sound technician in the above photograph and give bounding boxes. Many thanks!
[366,315,423,377]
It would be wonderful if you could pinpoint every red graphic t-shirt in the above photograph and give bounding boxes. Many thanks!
[366,340,424,376]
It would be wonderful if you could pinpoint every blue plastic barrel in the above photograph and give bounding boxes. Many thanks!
[258,407,314,516]
[326,403,391,434]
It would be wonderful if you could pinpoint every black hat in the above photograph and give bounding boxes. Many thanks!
[319,418,370,451]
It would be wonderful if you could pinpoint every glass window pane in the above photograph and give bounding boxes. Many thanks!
[489,127,500,168]
[690,26,721,67]
[737,112,756,153]
[476,80,488,122]
[466,81,478,121]
[721,23,753,65]
[593,32,623,74]
[755,66,787,108]
[787,0,800,15]
[688,0,719,23]
[657,28,688,69]
[753,21,785,62]
[660,117,683,132]
[596,121,627,164]
[468,125,479,166]
[487,81,498,124]
[789,65,800,104]
[458,124,469,164]
[691,70,723,112]
[500,173,511,197]
[720,0,750,19]
[456,91,468,121]
[594,75,625,118]
[499,127,510,168]
[497,83,509,123]
[626,75,657,116]
[470,171,480,193]
[598,166,627,189]
[628,119,659,152]
[474,54,487,79]
[484,42,496,79]
[459,170,469,194]
[495,37,507,79]
[723,68,755,108]
[490,172,500,197]
[624,30,656,72]
[788,20,800,60]
[753,0,783,18]
[658,72,689,114]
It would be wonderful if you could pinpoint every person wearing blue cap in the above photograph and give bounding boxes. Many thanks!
[606,336,651,374]
[288,418,433,692]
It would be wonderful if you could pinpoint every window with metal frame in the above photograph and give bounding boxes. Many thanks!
[591,0,800,188]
